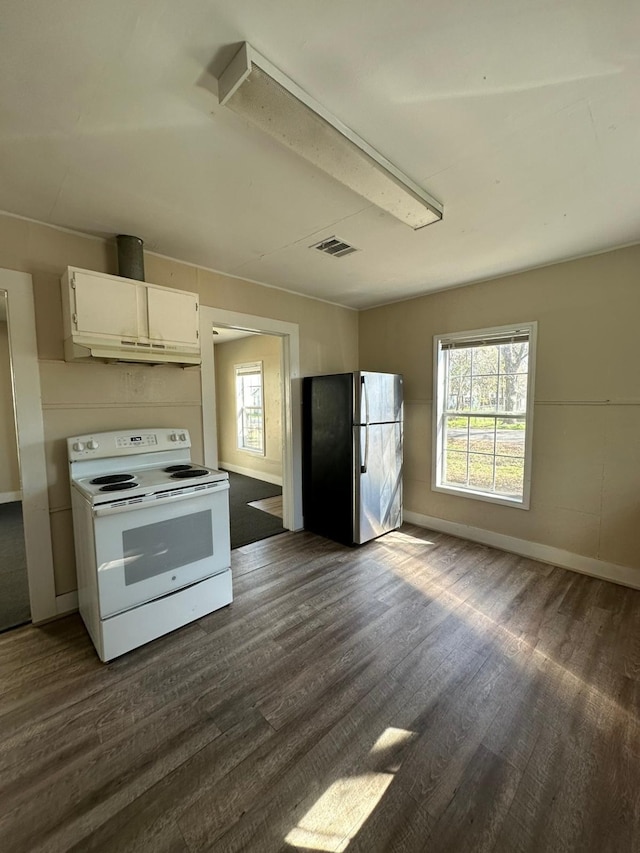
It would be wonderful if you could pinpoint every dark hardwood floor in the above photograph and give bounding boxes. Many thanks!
[1,524,639,852]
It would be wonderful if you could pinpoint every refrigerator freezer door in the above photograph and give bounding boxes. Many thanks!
[355,372,403,425]
[354,422,403,544]
[302,374,355,545]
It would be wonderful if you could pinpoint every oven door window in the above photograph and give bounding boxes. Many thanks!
[93,488,231,619]
[123,510,213,585]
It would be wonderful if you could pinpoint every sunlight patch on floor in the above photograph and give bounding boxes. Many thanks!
[390,553,640,726]
[376,530,436,552]
[285,773,393,852]
[285,727,415,852]
[369,725,415,770]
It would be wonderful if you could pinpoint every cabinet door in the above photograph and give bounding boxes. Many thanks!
[73,272,139,339]
[147,286,199,346]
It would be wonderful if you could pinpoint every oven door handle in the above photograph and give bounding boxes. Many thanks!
[93,482,229,517]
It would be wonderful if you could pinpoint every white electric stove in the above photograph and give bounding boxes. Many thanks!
[68,428,232,661]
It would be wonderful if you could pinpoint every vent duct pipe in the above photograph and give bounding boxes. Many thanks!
[116,235,145,281]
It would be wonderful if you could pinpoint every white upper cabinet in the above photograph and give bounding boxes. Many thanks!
[147,286,199,347]
[71,271,141,341]
[61,268,201,365]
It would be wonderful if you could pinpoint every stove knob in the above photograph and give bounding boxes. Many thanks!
[73,441,85,452]
[170,433,178,442]
[87,440,99,450]
[179,433,187,441]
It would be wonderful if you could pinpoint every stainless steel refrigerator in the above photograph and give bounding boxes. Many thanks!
[302,371,403,545]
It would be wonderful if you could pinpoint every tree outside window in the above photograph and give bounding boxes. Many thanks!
[434,323,536,508]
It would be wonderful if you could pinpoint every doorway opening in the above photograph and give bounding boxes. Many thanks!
[212,327,286,549]
[0,290,29,630]
[199,306,303,549]
[0,268,56,626]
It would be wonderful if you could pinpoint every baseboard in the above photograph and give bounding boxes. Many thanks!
[403,510,640,590]
[0,490,21,504]
[219,461,282,487]
[56,590,78,615]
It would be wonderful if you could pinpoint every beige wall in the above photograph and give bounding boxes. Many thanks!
[0,320,20,495]
[214,334,283,482]
[8,205,634,592]
[359,244,640,576]
[0,213,358,596]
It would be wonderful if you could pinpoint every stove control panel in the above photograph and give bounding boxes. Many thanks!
[115,434,158,449]
[68,428,191,461]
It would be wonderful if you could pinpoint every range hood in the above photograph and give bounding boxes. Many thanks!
[64,339,202,366]
[61,267,201,367]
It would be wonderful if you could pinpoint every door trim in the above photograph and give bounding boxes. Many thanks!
[200,307,302,531]
[1,268,56,622]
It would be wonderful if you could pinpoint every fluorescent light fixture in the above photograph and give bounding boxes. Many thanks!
[218,43,443,230]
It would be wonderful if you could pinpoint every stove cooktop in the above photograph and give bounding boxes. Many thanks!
[91,474,135,485]
[73,463,228,503]
[99,482,138,492]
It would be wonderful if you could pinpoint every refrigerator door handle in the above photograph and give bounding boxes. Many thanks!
[361,376,369,473]
[361,424,370,474]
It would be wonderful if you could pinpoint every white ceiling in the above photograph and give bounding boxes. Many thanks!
[1,1,639,309]
[212,327,255,344]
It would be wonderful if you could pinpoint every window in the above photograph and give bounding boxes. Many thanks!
[235,362,265,454]
[433,323,536,508]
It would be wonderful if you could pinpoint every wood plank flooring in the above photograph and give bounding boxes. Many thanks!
[247,496,284,519]
[0,524,639,852]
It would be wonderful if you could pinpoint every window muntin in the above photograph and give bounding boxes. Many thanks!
[434,325,535,507]
[235,362,265,454]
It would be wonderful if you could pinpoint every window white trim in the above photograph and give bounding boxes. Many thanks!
[235,360,265,455]
[432,321,537,510]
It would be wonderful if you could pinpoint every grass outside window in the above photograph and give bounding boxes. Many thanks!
[434,323,536,508]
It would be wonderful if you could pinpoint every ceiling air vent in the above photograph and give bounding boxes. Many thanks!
[311,237,359,259]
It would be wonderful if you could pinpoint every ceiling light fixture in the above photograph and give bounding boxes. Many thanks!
[218,43,443,230]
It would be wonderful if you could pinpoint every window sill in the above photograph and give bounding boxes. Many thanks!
[432,482,530,510]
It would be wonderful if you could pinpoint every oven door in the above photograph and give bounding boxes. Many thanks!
[92,483,230,618]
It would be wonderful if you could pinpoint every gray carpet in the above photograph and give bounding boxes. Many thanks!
[0,501,30,631]
[225,471,286,549]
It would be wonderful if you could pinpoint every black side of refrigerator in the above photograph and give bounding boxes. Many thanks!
[302,374,354,545]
